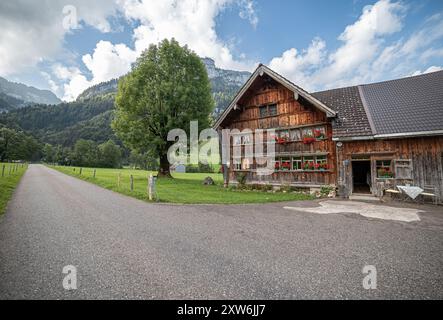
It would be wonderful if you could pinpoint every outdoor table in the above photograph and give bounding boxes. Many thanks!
[397,185,424,200]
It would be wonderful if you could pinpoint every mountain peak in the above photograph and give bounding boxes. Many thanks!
[0,76,61,111]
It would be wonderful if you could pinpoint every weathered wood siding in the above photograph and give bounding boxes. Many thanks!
[222,78,336,187]
[337,136,443,201]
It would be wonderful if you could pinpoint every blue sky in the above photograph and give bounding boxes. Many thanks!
[0,0,442,101]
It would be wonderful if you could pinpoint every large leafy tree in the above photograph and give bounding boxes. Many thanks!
[112,39,214,177]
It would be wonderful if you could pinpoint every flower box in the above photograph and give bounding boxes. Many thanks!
[303,162,315,170]
[281,162,291,171]
[313,129,325,140]
[303,136,316,144]
[275,136,289,145]
[377,168,394,178]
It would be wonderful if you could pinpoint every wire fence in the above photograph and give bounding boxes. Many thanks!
[0,162,28,178]
[65,166,159,201]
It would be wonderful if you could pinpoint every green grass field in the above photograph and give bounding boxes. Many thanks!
[0,163,28,215]
[49,165,313,204]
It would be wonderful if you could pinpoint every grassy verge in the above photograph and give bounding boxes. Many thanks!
[0,163,28,215]
[49,165,314,204]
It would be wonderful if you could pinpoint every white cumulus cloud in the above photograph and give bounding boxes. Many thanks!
[60,0,259,101]
[0,0,119,77]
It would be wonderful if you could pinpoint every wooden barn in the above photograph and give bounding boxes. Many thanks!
[215,64,443,202]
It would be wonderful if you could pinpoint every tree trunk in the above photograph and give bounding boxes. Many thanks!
[158,153,172,178]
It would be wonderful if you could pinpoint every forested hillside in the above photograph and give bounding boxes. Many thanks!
[0,95,115,146]
[0,57,250,166]
[0,93,26,112]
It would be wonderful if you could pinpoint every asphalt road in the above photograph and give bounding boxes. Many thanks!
[0,164,442,299]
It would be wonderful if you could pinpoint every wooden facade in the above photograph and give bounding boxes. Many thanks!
[221,75,336,188]
[337,136,443,200]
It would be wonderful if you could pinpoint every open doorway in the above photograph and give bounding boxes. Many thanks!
[352,160,371,194]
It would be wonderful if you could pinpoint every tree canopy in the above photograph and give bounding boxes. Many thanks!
[112,39,214,177]
[0,127,41,162]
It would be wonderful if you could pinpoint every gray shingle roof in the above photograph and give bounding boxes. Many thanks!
[312,86,373,138]
[359,70,443,135]
[312,70,443,138]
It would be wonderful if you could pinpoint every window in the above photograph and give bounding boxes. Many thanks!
[292,157,302,171]
[272,155,330,172]
[259,106,268,118]
[315,155,328,170]
[290,129,301,141]
[259,104,278,118]
[269,104,277,116]
[233,135,242,146]
[279,130,289,140]
[273,158,281,171]
[313,126,326,140]
[302,128,313,137]
[376,160,394,178]
[280,157,291,171]
[303,156,315,170]
[241,134,251,145]
[316,155,327,165]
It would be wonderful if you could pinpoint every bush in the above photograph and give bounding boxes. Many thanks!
[320,185,334,197]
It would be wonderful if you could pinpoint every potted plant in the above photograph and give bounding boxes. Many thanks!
[319,163,329,171]
[274,162,280,171]
[281,161,291,171]
[275,136,288,145]
[377,168,394,178]
[303,162,315,170]
[313,129,325,140]
[303,134,316,144]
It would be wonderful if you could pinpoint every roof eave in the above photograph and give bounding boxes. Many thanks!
[332,135,375,142]
[332,129,443,141]
[374,130,443,139]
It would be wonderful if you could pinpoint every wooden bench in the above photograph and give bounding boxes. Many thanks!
[385,188,402,200]
[420,185,439,205]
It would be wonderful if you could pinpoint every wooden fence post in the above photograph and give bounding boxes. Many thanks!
[1,164,5,177]
[93,169,96,179]
[9,165,12,175]
[148,174,157,201]
[130,175,134,191]
[79,168,82,175]
[147,175,151,200]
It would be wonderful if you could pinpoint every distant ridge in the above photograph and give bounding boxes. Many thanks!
[75,57,251,117]
[0,76,61,112]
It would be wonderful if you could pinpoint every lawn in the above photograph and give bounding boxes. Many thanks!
[0,163,28,215]
[49,165,314,204]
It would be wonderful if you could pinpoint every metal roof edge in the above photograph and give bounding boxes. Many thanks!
[357,85,377,135]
